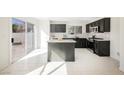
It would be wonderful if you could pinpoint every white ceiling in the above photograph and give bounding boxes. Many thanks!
[37,17,102,22]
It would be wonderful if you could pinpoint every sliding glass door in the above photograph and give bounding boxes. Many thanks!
[12,18,35,63]
[12,18,26,63]
[27,23,35,53]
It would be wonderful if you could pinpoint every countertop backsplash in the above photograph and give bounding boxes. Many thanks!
[50,32,110,40]
[87,32,110,40]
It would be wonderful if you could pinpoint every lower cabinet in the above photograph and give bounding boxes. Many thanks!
[63,38,110,57]
[73,38,110,56]
[86,40,94,50]
[94,40,110,56]
[74,38,87,48]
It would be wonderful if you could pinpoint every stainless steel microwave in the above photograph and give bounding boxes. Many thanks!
[92,26,99,32]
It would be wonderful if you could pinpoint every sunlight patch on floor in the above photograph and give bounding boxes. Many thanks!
[26,62,67,75]
[17,49,47,62]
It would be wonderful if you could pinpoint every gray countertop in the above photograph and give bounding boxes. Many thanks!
[48,40,76,43]
[87,38,110,42]
[94,39,110,41]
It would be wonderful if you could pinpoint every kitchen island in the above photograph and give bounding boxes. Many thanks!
[47,40,76,62]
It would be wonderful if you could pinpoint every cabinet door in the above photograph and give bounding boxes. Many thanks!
[50,24,56,33]
[55,24,66,33]
[77,38,82,48]
[86,24,90,33]
[104,18,110,32]
[95,21,99,26]
[81,38,87,48]
[92,22,95,27]
[94,41,110,56]
[50,24,66,33]
[94,41,99,54]
[90,23,93,27]
[98,18,110,32]
[74,38,85,48]
[93,22,97,26]
[99,19,104,33]
[75,38,78,48]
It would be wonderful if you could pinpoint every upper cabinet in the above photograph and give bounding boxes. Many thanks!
[86,24,90,33]
[86,18,110,33]
[98,18,104,32]
[104,18,110,32]
[50,24,66,33]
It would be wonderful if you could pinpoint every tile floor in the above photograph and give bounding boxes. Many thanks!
[0,48,124,75]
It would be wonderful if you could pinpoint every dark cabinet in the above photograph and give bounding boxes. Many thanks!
[94,40,110,56]
[92,22,97,27]
[50,24,56,33]
[95,21,99,26]
[98,18,110,32]
[86,18,110,33]
[86,40,94,50]
[104,18,110,32]
[50,24,66,33]
[98,19,104,32]
[86,24,90,33]
[74,38,87,48]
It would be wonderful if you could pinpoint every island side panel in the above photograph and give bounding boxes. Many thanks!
[47,42,75,62]
[65,43,75,61]
[47,43,51,62]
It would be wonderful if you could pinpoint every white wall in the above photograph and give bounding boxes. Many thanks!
[119,17,124,71]
[110,18,120,61]
[0,18,11,70]
[39,20,50,49]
